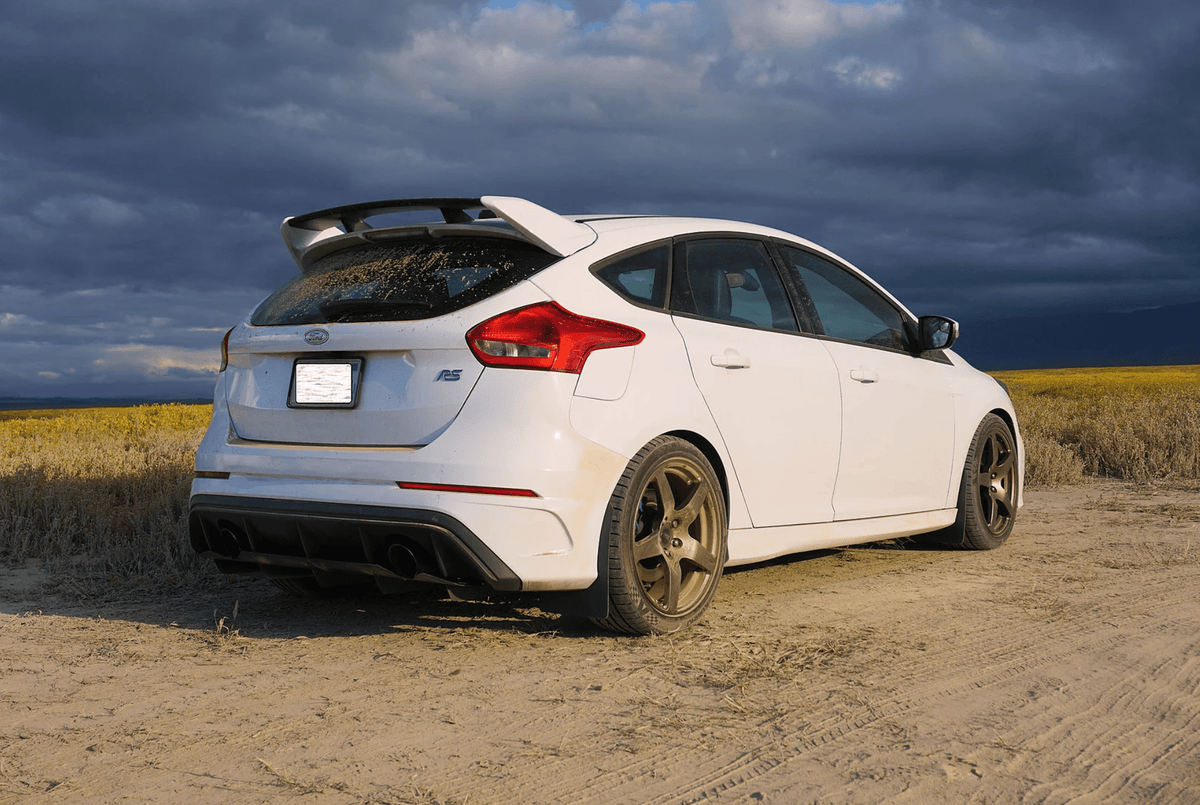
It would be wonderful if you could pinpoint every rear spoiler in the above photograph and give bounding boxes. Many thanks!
[280,195,597,268]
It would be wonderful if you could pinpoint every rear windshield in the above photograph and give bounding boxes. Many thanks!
[251,237,559,325]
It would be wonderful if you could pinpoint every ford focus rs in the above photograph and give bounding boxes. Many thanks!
[189,196,1022,634]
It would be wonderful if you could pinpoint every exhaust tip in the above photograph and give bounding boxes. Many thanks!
[214,526,243,559]
[387,543,419,579]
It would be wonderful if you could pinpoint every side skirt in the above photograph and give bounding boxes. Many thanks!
[726,508,958,567]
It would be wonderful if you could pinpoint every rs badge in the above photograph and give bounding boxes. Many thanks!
[435,369,463,382]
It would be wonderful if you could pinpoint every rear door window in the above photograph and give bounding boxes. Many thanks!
[251,237,559,325]
[670,239,798,332]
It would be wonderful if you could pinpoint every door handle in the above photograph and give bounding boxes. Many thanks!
[850,368,878,383]
[711,350,751,369]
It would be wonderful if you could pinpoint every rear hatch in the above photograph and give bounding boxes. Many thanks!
[225,235,558,446]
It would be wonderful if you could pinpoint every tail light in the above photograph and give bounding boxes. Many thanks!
[219,327,234,372]
[466,302,644,373]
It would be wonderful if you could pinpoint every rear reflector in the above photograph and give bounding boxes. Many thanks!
[466,301,643,373]
[397,481,539,498]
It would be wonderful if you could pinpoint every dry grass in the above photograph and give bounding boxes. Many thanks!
[0,404,211,594]
[993,365,1200,488]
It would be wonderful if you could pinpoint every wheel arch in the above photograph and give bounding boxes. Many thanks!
[989,407,1017,451]
[540,428,732,623]
[664,428,731,522]
[947,405,1023,508]
[987,406,1023,501]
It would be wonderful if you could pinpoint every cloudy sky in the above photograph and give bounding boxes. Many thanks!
[3,0,1197,399]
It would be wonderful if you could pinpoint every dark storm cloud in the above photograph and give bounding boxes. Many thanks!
[2,0,1198,397]
[1,2,479,280]
[680,0,1200,317]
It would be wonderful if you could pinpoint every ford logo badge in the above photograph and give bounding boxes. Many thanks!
[304,329,329,346]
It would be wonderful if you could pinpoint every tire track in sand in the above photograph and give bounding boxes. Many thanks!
[501,570,1200,804]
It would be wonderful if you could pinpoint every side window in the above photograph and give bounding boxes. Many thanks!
[670,239,798,332]
[592,245,668,308]
[780,246,910,350]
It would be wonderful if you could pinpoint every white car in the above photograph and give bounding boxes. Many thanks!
[190,196,1022,634]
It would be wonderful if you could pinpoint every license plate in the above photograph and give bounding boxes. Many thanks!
[290,359,361,408]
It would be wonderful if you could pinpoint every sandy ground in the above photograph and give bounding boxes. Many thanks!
[2,481,1199,805]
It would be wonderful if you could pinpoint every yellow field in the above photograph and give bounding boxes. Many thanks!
[993,365,1200,487]
[0,408,77,422]
[0,404,211,593]
[992,364,1200,399]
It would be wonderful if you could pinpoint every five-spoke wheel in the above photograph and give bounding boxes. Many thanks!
[961,414,1018,549]
[594,436,727,634]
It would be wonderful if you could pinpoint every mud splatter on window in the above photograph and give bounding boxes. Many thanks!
[252,238,558,325]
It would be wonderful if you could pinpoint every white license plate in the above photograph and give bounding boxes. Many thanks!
[294,362,353,405]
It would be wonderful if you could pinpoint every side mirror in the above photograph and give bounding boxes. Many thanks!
[918,315,959,351]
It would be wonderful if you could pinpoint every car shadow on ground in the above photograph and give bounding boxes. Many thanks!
[0,571,604,639]
[1,537,963,639]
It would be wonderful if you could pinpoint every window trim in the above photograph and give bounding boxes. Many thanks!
[586,231,951,361]
[764,239,823,335]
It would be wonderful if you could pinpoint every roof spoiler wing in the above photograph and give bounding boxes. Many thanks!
[280,196,596,268]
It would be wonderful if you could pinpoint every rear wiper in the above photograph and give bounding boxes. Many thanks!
[318,298,434,320]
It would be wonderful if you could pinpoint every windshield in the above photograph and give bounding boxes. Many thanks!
[251,237,559,325]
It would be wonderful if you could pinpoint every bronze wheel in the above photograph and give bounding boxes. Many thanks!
[593,436,727,635]
[962,414,1018,549]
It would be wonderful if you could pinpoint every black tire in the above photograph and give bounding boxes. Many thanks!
[957,414,1019,550]
[592,436,727,635]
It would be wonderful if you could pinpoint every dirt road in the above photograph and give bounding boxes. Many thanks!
[3,481,1199,804]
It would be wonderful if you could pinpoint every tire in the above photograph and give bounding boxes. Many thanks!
[592,436,727,635]
[957,414,1018,550]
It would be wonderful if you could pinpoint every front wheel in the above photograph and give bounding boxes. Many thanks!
[592,437,727,635]
[959,414,1018,549]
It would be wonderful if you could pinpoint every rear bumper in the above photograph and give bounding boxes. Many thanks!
[190,369,631,592]
[189,494,521,591]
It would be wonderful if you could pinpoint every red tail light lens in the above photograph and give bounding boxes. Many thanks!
[467,302,644,374]
[219,327,234,372]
